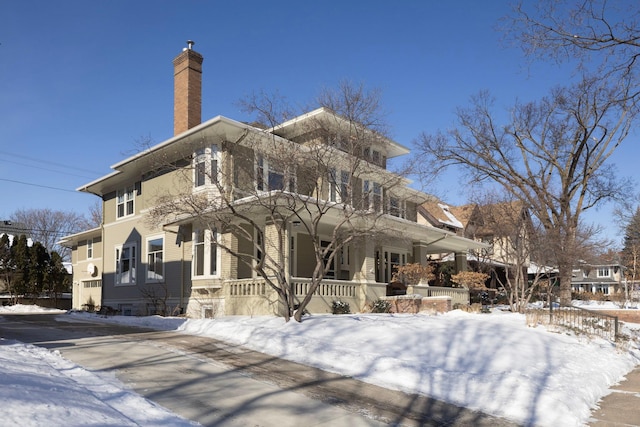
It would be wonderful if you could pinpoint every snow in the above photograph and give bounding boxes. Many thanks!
[0,305,197,427]
[1,304,640,426]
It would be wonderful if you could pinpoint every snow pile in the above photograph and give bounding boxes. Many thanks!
[0,304,66,314]
[2,304,639,426]
[66,308,640,426]
[0,338,197,427]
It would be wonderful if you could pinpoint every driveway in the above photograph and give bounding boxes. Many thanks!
[0,314,519,427]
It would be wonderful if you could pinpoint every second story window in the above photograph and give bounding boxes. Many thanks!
[363,180,383,213]
[329,169,351,204]
[87,239,93,259]
[388,197,406,218]
[116,186,135,219]
[256,155,296,192]
[194,145,219,189]
[597,267,610,278]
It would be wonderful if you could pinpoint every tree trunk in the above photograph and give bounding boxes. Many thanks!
[557,265,573,306]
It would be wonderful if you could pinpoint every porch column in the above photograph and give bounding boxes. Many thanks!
[455,252,468,273]
[353,237,376,283]
[413,241,429,266]
[263,219,287,281]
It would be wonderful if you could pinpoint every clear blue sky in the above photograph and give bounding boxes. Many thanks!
[1,1,636,245]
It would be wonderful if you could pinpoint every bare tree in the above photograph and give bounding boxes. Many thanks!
[10,208,91,261]
[622,206,640,303]
[149,82,415,322]
[86,200,103,228]
[507,0,640,102]
[417,77,635,305]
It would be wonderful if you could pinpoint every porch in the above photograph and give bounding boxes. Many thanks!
[188,277,470,317]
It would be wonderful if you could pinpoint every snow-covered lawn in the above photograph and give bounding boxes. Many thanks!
[1,303,639,426]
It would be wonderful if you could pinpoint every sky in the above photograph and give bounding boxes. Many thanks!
[1,303,639,426]
[1,1,637,245]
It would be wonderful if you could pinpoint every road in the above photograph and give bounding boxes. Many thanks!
[0,313,520,427]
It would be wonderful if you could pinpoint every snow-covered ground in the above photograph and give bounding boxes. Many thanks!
[0,305,196,427]
[1,303,639,426]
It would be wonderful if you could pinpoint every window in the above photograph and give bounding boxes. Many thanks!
[329,169,351,203]
[115,243,136,285]
[388,197,405,218]
[146,236,164,282]
[363,180,383,212]
[597,267,610,278]
[256,155,295,192]
[321,240,336,279]
[87,239,93,259]
[372,150,381,165]
[376,249,409,283]
[194,145,219,188]
[116,186,135,218]
[193,229,218,277]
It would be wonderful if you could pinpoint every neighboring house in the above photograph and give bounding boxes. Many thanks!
[59,43,485,318]
[419,200,532,289]
[571,262,624,296]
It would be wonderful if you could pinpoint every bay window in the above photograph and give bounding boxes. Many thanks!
[194,145,219,189]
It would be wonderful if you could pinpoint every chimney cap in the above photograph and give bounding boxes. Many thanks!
[187,40,195,50]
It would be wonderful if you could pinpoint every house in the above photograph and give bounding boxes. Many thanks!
[59,43,485,318]
[419,200,533,290]
[571,261,624,296]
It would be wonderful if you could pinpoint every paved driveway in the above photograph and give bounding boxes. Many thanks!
[0,314,519,427]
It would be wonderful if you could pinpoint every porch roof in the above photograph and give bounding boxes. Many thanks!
[162,192,487,255]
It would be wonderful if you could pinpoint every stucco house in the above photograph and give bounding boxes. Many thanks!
[60,43,485,318]
[571,262,625,296]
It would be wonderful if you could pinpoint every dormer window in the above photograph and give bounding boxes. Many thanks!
[597,267,610,278]
[194,145,219,189]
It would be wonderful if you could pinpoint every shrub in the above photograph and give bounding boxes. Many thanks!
[371,299,391,313]
[332,300,351,314]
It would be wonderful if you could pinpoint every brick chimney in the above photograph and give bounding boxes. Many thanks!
[173,40,203,135]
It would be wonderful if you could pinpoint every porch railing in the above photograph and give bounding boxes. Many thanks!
[227,278,268,296]
[291,277,358,298]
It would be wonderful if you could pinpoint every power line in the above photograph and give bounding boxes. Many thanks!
[0,158,95,179]
[0,178,79,193]
[0,150,99,176]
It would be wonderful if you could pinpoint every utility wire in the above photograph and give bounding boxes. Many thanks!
[0,158,95,179]
[0,178,79,193]
[0,150,99,176]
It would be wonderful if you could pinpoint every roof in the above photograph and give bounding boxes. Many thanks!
[77,115,254,196]
[270,107,410,159]
[57,226,102,248]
